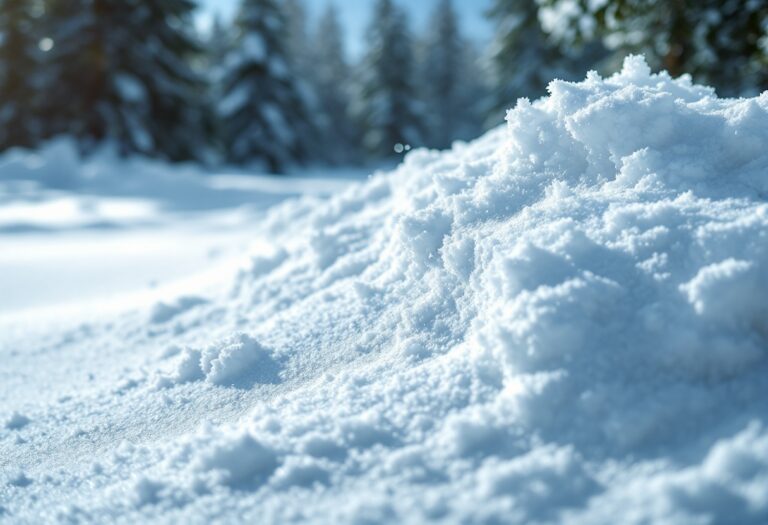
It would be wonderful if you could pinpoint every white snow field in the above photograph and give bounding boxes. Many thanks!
[2,56,768,524]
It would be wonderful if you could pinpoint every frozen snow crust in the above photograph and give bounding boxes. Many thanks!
[3,56,768,523]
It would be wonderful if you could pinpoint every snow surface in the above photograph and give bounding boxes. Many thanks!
[2,56,768,524]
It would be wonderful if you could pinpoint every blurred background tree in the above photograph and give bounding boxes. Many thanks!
[0,0,766,172]
[0,0,44,151]
[218,0,318,171]
[488,0,570,116]
[310,3,361,164]
[41,0,208,161]
[357,0,424,157]
[538,0,768,96]
[420,0,487,149]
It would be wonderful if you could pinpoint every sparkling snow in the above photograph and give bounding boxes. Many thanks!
[1,57,767,524]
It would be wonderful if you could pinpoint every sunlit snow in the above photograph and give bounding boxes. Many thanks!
[1,57,767,524]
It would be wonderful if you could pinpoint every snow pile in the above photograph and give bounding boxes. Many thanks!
[3,412,31,431]
[157,334,281,388]
[3,56,768,524]
[0,139,83,189]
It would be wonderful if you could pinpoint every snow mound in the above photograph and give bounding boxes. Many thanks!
[4,412,31,430]
[156,333,281,388]
[0,138,82,189]
[5,56,768,524]
[192,432,280,489]
[149,296,209,324]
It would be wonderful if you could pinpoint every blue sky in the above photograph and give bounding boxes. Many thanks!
[197,0,493,57]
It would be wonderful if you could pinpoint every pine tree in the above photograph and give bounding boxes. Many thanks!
[457,41,493,139]
[311,3,359,163]
[488,0,573,117]
[283,0,310,74]
[704,1,768,95]
[421,0,487,149]
[421,0,462,149]
[283,0,326,162]
[220,0,317,172]
[537,0,768,96]
[207,15,234,75]
[358,0,424,157]
[41,0,207,161]
[204,15,234,161]
[0,0,43,151]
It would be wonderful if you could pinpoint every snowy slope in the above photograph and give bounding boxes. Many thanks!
[2,56,768,524]
[0,138,359,316]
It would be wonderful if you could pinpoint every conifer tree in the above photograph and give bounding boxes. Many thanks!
[457,41,493,137]
[311,3,359,163]
[204,15,234,161]
[283,0,325,161]
[0,0,43,151]
[538,0,768,96]
[207,15,233,75]
[488,0,572,115]
[42,0,207,161]
[421,0,487,149]
[358,0,424,157]
[421,0,462,149]
[705,1,768,95]
[220,0,317,172]
[284,0,310,75]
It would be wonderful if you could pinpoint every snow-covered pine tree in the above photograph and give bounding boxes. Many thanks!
[283,0,327,163]
[220,0,317,172]
[358,0,424,157]
[283,0,310,75]
[311,3,359,163]
[458,41,493,139]
[487,0,572,118]
[141,1,210,162]
[703,1,768,95]
[41,0,207,162]
[537,0,768,96]
[421,0,462,149]
[0,0,43,151]
[207,16,234,77]
[204,15,235,162]
[420,0,487,149]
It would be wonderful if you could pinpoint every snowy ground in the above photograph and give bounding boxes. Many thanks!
[0,144,361,317]
[0,147,367,522]
[2,57,768,524]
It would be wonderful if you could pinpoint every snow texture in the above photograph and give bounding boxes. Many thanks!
[2,56,768,524]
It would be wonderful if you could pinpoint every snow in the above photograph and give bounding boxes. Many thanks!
[114,74,147,104]
[2,56,768,524]
[242,34,267,62]
[3,412,31,430]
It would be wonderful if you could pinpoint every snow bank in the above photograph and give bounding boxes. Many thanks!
[3,57,768,524]
[0,139,83,189]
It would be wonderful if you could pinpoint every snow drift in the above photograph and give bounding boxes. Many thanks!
[2,56,768,524]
